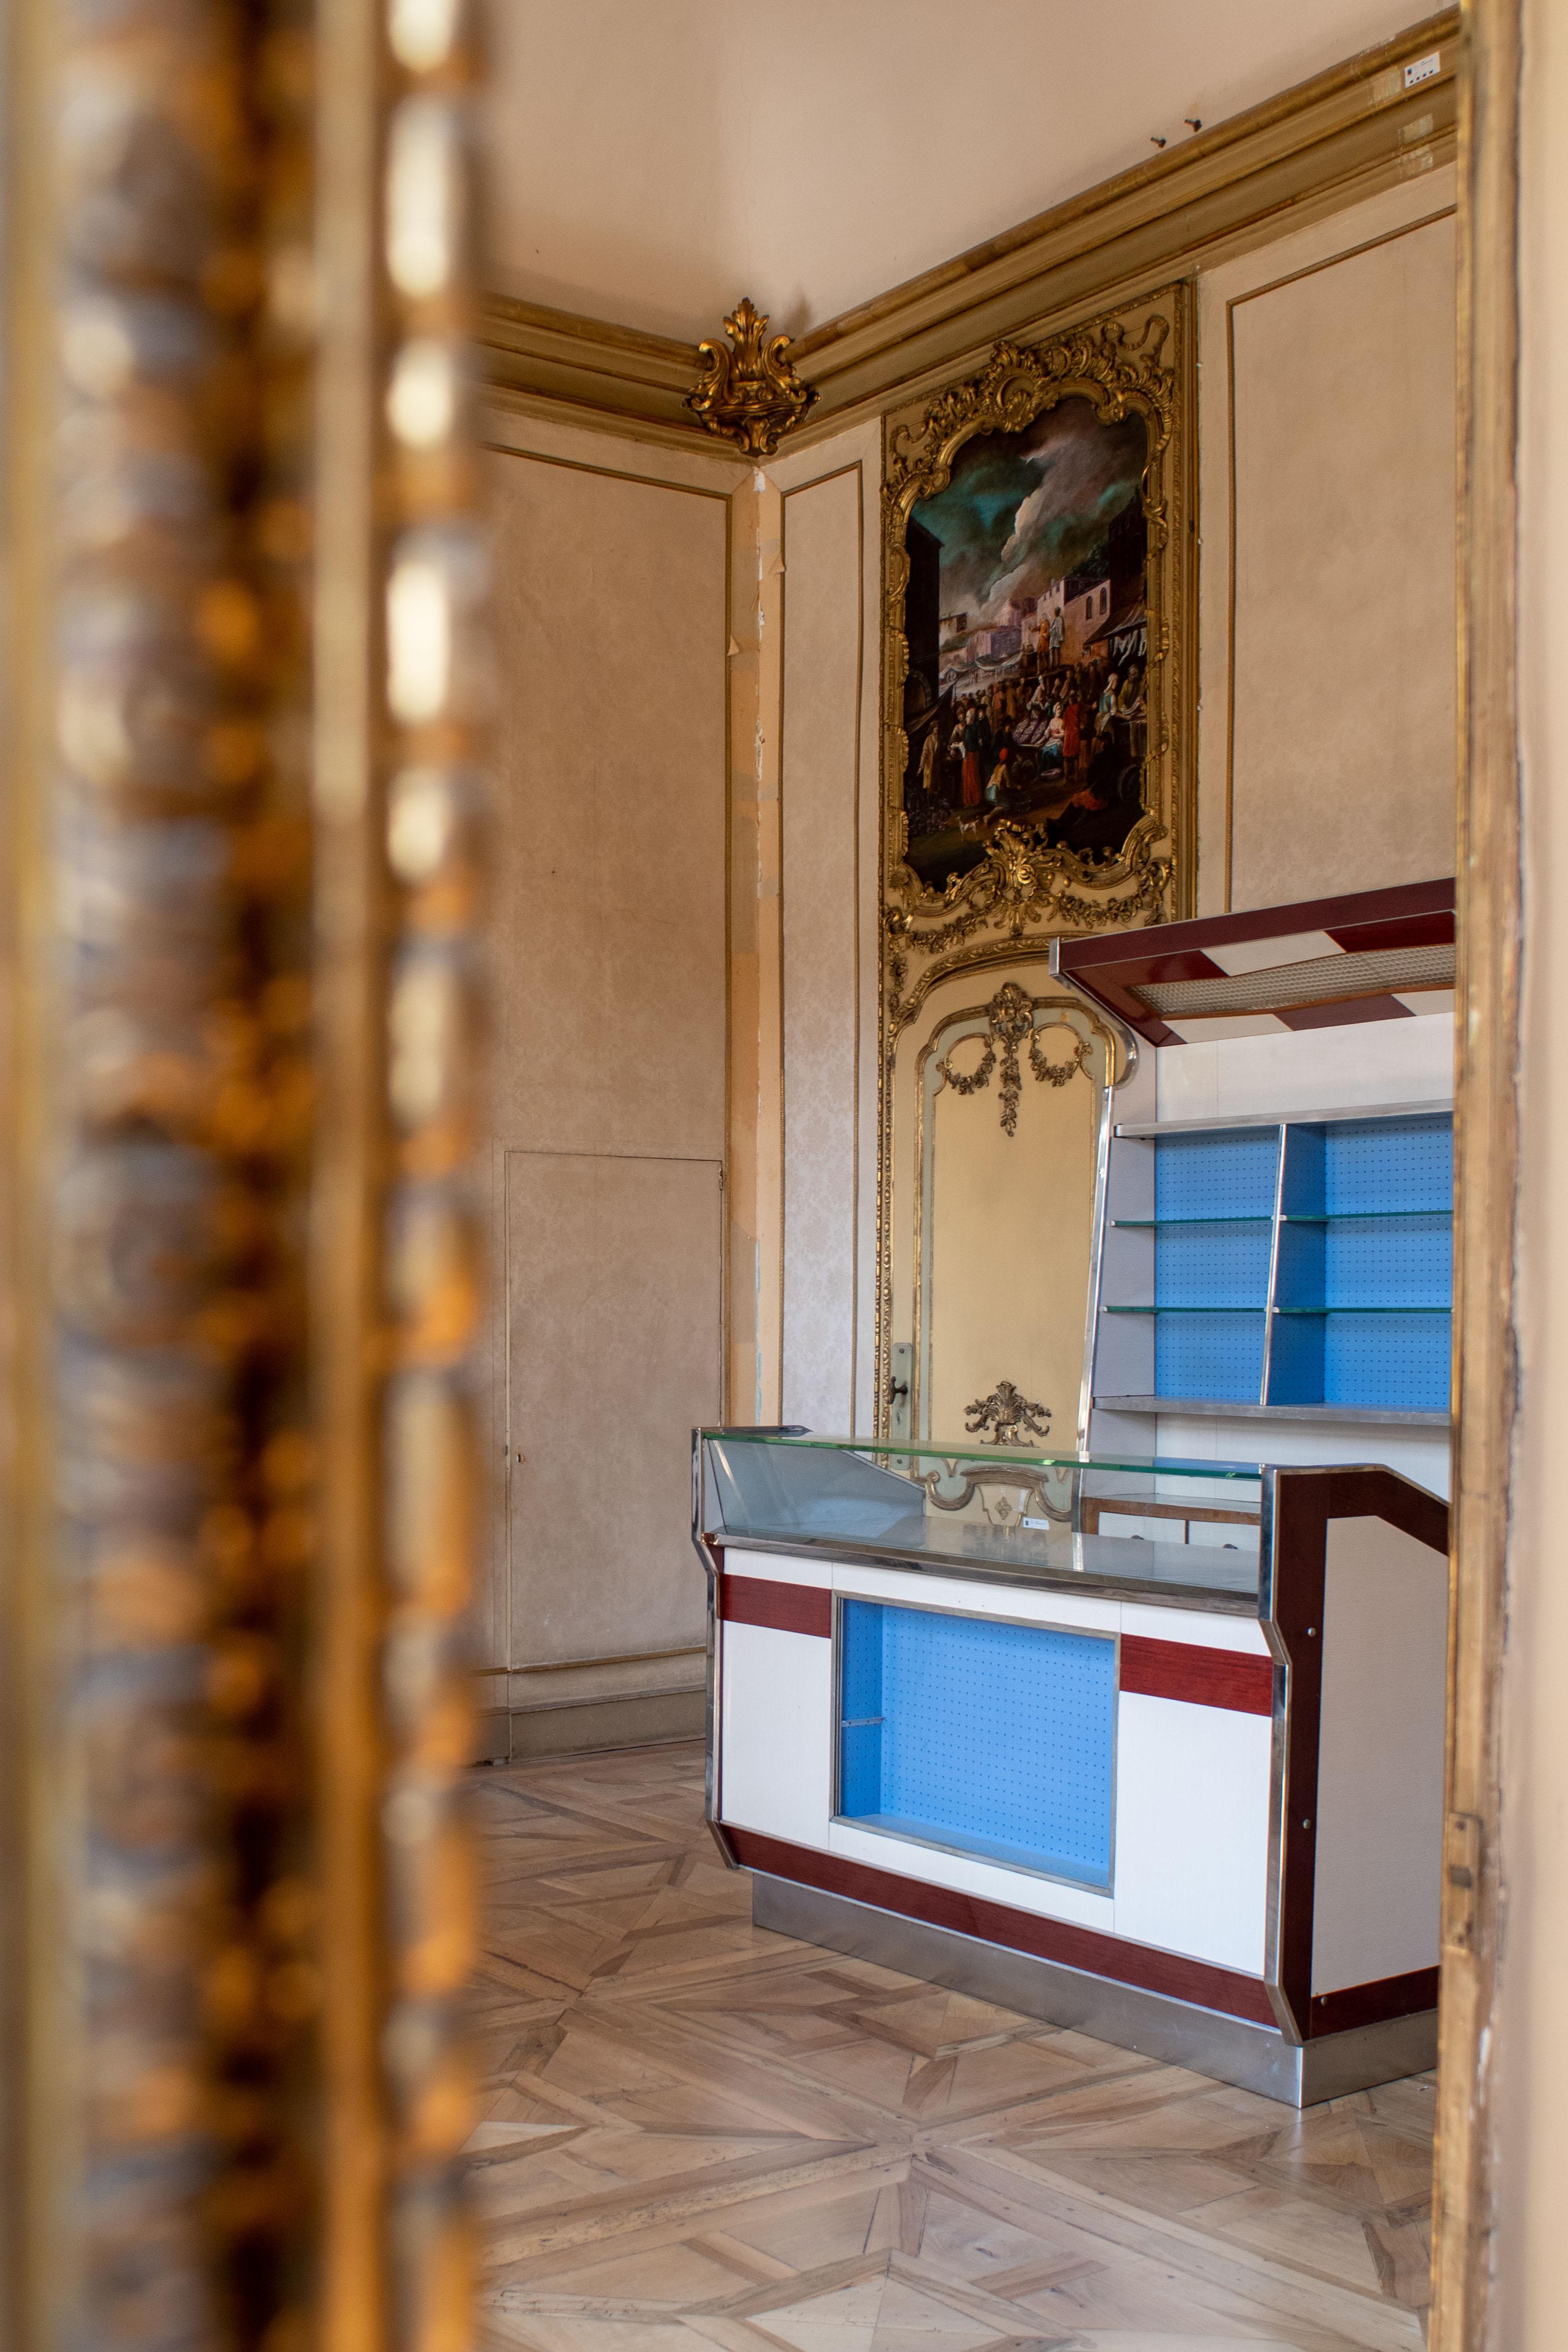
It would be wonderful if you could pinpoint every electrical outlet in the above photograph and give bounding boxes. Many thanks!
[1404,51,1441,90]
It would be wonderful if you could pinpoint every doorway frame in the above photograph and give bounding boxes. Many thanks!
[1429,0,1521,2343]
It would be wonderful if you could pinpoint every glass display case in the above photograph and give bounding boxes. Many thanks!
[695,1424,1450,2103]
[696,1427,1263,1607]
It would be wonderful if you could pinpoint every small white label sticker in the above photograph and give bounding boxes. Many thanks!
[1404,51,1442,89]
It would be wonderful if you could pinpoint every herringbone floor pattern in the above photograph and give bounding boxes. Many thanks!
[469,1742,1433,2352]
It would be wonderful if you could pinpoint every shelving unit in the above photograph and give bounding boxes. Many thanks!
[1091,1107,1453,1418]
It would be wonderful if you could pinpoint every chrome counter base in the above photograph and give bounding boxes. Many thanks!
[751,1874,1437,2108]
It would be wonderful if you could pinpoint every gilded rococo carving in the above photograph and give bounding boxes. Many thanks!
[880,295,1195,1031]
[964,1381,1052,1443]
[939,981,1092,1134]
[686,297,817,457]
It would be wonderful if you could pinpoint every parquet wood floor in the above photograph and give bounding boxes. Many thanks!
[469,1742,1433,2352]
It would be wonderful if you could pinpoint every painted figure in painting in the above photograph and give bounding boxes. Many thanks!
[901,396,1150,890]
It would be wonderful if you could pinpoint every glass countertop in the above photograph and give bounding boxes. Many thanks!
[696,1429,1264,1610]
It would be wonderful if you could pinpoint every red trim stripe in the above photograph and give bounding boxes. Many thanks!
[1120,1636,1274,1716]
[1309,1964,1439,2036]
[1056,877,1455,970]
[1324,910,1455,952]
[720,1588,1275,1714]
[1276,994,1413,1030]
[720,1572,831,1638]
[730,1827,1277,2026]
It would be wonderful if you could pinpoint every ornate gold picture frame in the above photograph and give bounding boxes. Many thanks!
[880,284,1196,1034]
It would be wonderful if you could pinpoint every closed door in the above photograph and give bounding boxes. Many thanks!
[505,1148,722,1668]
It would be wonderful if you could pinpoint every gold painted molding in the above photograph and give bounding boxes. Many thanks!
[478,295,709,452]
[477,10,1458,452]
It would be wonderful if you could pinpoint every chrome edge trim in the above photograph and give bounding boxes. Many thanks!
[1114,1097,1453,1139]
[1257,1466,1299,2038]
[691,1430,736,1865]
[1259,1123,1289,1405]
[751,1872,1435,2107]
[717,1532,1260,1616]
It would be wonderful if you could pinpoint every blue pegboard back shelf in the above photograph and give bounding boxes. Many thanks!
[1102,1109,1454,1413]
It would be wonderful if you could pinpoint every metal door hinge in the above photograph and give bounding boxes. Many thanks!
[1443,1810,1483,1956]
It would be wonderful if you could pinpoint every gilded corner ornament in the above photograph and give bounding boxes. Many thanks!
[686,297,817,457]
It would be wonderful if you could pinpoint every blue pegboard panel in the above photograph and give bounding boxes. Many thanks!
[1279,1123,1326,1218]
[1323,1211,1451,1307]
[1322,1114,1453,1216]
[1268,1112,1453,1405]
[1155,1308,1266,1402]
[1155,1129,1281,1221]
[837,1601,1115,1887]
[838,1599,884,1816]
[1273,1216,1326,1312]
[1322,1310,1451,1409]
[1268,1310,1325,1405]
[1155,1218,1273,1308]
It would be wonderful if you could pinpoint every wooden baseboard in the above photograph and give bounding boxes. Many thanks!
[470,1685,706,1764]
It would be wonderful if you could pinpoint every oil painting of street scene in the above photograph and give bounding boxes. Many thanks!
[901,395,1151,891]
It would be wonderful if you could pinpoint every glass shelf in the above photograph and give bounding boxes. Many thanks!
[1111,1214,1272,1228]
[1104,1304,1265,1314]
[1106,1302,1451,1315]
[1280,1208,1451,1224]
[1274,1304,1451,1316]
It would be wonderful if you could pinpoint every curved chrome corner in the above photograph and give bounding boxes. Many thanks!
[691,1429,737,1865]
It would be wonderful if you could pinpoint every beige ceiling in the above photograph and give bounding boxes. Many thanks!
[482,0,1437,342]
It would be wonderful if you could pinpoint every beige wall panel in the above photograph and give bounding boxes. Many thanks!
[485,448,729,1163]
[505,1150,720,1668]
[780,466,863,1434]
[481,441,729,1691]
[1225,211,1457,910]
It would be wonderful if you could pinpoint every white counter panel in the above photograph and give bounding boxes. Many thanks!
[719,1620,832,1845]
[831,1559,1120,1635]
[1120,1602,1271,1655]
[1112,1692,1273,1975]
[722,1545,832,1588]
[825,1818,1116,1933]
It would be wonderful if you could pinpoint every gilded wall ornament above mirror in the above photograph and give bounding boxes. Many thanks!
[881,289,1195,1027]
[939,980,1092,1133]
[686,297,817,456]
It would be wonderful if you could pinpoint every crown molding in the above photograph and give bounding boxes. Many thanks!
[476,296,710,453]
[477,7,1458,454]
